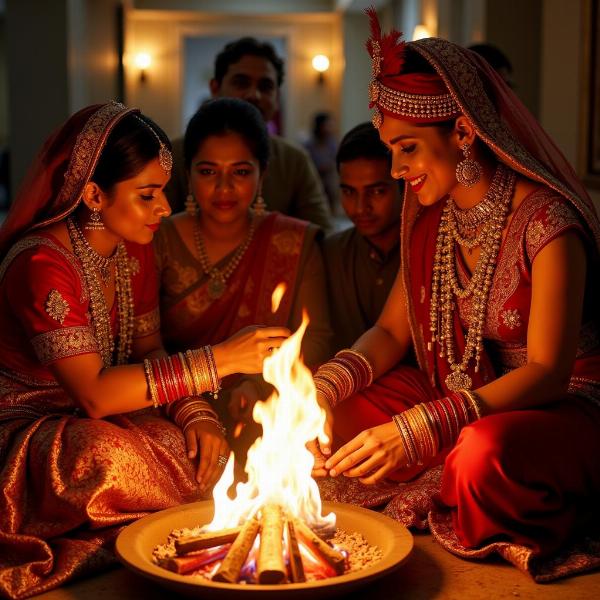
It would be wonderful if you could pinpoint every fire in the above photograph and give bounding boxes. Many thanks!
[271,282,287,313]
[207,287,334,533]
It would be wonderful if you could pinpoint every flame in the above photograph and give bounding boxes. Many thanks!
[271,283,287,313]
[208,288,334,532]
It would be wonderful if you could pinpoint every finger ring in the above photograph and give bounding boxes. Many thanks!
[217,455,228,467]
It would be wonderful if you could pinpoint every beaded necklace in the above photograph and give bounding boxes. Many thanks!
[193,215,256,300]
[428,164,516,391]
[67,217,134,367]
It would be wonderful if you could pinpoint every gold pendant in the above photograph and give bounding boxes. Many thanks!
[445,370,472,391]
[208,276,226,300]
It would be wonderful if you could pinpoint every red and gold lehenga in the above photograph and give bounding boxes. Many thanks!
[321,36,600,581]
[0,103,200,599]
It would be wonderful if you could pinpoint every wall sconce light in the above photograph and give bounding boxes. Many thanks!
[134,52,152,83]
[412,24,432,41]
[312,54,330,85]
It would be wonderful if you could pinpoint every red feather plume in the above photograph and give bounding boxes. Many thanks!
[365,6,406,77]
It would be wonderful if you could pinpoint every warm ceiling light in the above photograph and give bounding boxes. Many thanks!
[412,24,431,41]
[311,54,330,73]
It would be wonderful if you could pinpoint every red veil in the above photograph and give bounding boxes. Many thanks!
[0,102,139,257]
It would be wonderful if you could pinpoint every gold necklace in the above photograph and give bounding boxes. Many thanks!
[67,217,134,367]
[428,164,515,391]
[193,215,256,300]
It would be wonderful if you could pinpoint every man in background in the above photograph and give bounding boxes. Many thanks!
[323,122,403,352]
[166,37,332,232]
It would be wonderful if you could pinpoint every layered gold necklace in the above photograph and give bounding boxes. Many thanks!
[193,215,256,300]
[428,164,516,391]
[67,217,134,367]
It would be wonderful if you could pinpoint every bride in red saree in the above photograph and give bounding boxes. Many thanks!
[154,98,331,430]
[312,10,600,581]
[0,102,289,598]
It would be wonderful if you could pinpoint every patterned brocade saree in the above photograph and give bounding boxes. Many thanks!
[0,237,199,599]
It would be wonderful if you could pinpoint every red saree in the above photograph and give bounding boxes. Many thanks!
[322,36,600,581]
[155,212,331,368]
[0,236,199,599]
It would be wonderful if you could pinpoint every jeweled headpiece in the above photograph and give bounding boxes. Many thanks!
[365,7,460,128]
[134,115,173,175]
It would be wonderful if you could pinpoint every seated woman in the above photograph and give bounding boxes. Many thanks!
[311,10,600,579]
[154,98,331,435]
[0,102,289,599]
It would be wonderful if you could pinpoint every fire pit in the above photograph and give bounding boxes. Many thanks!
[115,499,413,599]
[117,291,412,597]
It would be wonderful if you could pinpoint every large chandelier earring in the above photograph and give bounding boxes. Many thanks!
[84,207,104,231]
[251,187,267,216]
[455,143,482,188]
[185,192,199,216]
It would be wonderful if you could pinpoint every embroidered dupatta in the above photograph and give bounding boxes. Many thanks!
[159,213,309,350]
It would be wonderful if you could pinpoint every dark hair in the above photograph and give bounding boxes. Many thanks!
[336,122,390,171]
[312,112,331,137]
[183,98,270,171]
[214,37,285,87]
[91,113,171,193]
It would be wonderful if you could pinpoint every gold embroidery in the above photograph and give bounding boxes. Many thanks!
[31,326,99,365]
[133,307,160,338]
[52,102,132,220]
[501,308,522,330]
[45,289,70,324]
[164,259,201,296]
[271,229,302,255]
[487,189,557,340]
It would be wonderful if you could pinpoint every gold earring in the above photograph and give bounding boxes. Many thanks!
[84,207,104,230]
[185,192,198,216]
[251,188,267,216]
[455,143,482,188]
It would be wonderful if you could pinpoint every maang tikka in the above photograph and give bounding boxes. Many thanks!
[455,143,482,187]
[133,115,173,176]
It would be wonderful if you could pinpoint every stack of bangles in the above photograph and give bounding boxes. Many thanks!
[392,389,485,467]
[313,349,374,408]
[166,397,226,436]
[143,346,220,408]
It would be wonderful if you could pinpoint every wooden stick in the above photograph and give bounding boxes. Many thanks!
[257,504,286,584]
[175,526,242,555]
[286,519,306,583]
[212,518,260,583]
[293,518,345,575]
[160,545,229,574]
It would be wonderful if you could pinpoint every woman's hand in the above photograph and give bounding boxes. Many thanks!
[307,391,334,478]
[228,379,262,423]
[184,420,230,494]
[324,421,406,484]
[212,326,291,377]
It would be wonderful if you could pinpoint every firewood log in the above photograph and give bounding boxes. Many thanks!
[257,504,286,584]
[212,518,260,583]
[286,519,306,583]
[293,518,345,575]
[174,526,242,554]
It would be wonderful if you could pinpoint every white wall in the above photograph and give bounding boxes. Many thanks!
[125,10,343,142]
